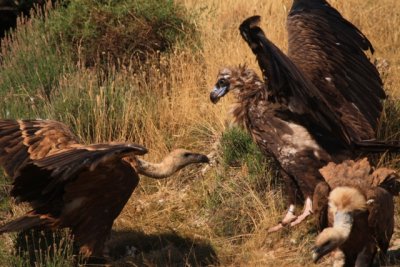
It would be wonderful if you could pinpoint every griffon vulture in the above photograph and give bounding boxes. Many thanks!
[312,158,400,266]
[210,0,398,231]
[0,119,209,259]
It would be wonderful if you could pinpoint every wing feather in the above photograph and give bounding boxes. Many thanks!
[30,143,147,194]
[239,11,387,147]
[2,161,139,257]
[288,0,384,132]
[0,119,149,257]
[0,119,80,177]
[239,16,354,146]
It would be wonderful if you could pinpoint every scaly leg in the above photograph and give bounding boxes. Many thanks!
[290,197,313,227]
[267,204,297,233]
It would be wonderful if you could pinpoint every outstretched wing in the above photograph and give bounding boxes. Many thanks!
[0,119,80,178]
[239,16,357,147]
[288,0,384,133]
[1,156,141,257]
[12,142,148,203]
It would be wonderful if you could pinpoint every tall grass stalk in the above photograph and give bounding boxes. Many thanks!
[0,0,399,266]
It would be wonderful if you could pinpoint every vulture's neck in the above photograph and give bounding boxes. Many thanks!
[134,157,180,179]
[231,69,268,127]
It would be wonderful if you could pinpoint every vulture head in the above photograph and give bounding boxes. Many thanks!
[163,149,210,171]
[312,186,367,263]
[134,149,210,179]
[210,66,262,104]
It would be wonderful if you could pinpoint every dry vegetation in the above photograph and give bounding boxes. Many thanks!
[0,0,400,266]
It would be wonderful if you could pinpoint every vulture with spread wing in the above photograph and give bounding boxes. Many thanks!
[312,158,400,266]
[210,0,398,231]
[0,119,209,259]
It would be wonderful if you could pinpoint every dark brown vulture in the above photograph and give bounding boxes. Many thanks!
[210,0,400,231]
[0,119,209,260]
[312,158,400,266]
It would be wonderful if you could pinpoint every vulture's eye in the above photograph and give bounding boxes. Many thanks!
[183,152,191,158]
[218,79,226,87]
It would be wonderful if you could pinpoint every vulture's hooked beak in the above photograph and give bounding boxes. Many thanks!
[210,85,229,104]
[194,153,210,164]
[186,152,210,164]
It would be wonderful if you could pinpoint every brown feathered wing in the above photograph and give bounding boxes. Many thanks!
[239,6,385,148]
[239,16,353,146]
[288,0,384,131]
[0,119,148,257]
[0,119,80,178]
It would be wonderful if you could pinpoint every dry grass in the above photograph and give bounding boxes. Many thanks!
[111,0,400,266]
[0,0,400,266]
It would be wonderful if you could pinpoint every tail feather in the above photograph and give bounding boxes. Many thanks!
[355,140,400,153]
[0,214,48,233]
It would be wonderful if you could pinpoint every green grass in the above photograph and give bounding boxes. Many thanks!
[220,126,278,192]
[13,230,76,267]
[204,127,279,240]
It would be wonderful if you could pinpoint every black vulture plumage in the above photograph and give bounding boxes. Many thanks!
[210,0,399,231]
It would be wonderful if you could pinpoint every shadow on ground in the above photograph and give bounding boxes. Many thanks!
[12,228,218,266]
[108,229,219,267]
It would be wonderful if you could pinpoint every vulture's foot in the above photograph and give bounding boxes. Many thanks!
[267,205,297,233]
[268,223,284,232]
[281,204,297,225]
[290,197,313,227]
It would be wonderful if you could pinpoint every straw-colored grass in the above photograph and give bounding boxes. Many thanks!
[0,0,400,266]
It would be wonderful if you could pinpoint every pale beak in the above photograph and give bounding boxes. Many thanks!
[210,85,229,104]
[194,153,210,164]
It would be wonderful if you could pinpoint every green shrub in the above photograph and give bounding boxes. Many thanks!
[0,9,75,117]
[220,126,276,190]
[47,0,198,65]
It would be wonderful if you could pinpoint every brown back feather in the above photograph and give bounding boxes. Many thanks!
[319,158,398,195]
[0,120,80,177]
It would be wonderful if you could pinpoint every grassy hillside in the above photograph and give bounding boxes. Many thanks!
[0,0,400,266]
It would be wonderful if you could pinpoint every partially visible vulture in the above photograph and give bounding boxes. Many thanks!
[210,0,400,231]
[0,119,209,260]
[312,158,400,266]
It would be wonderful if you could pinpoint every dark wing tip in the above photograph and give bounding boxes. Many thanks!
[128,144,148,155]
[239,15,261,34]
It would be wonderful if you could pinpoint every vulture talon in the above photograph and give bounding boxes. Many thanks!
[268,223,286,233]
[290,197,313,227]
[280,212,298,226]
[289,211,312,227]
[269,204,297,232]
